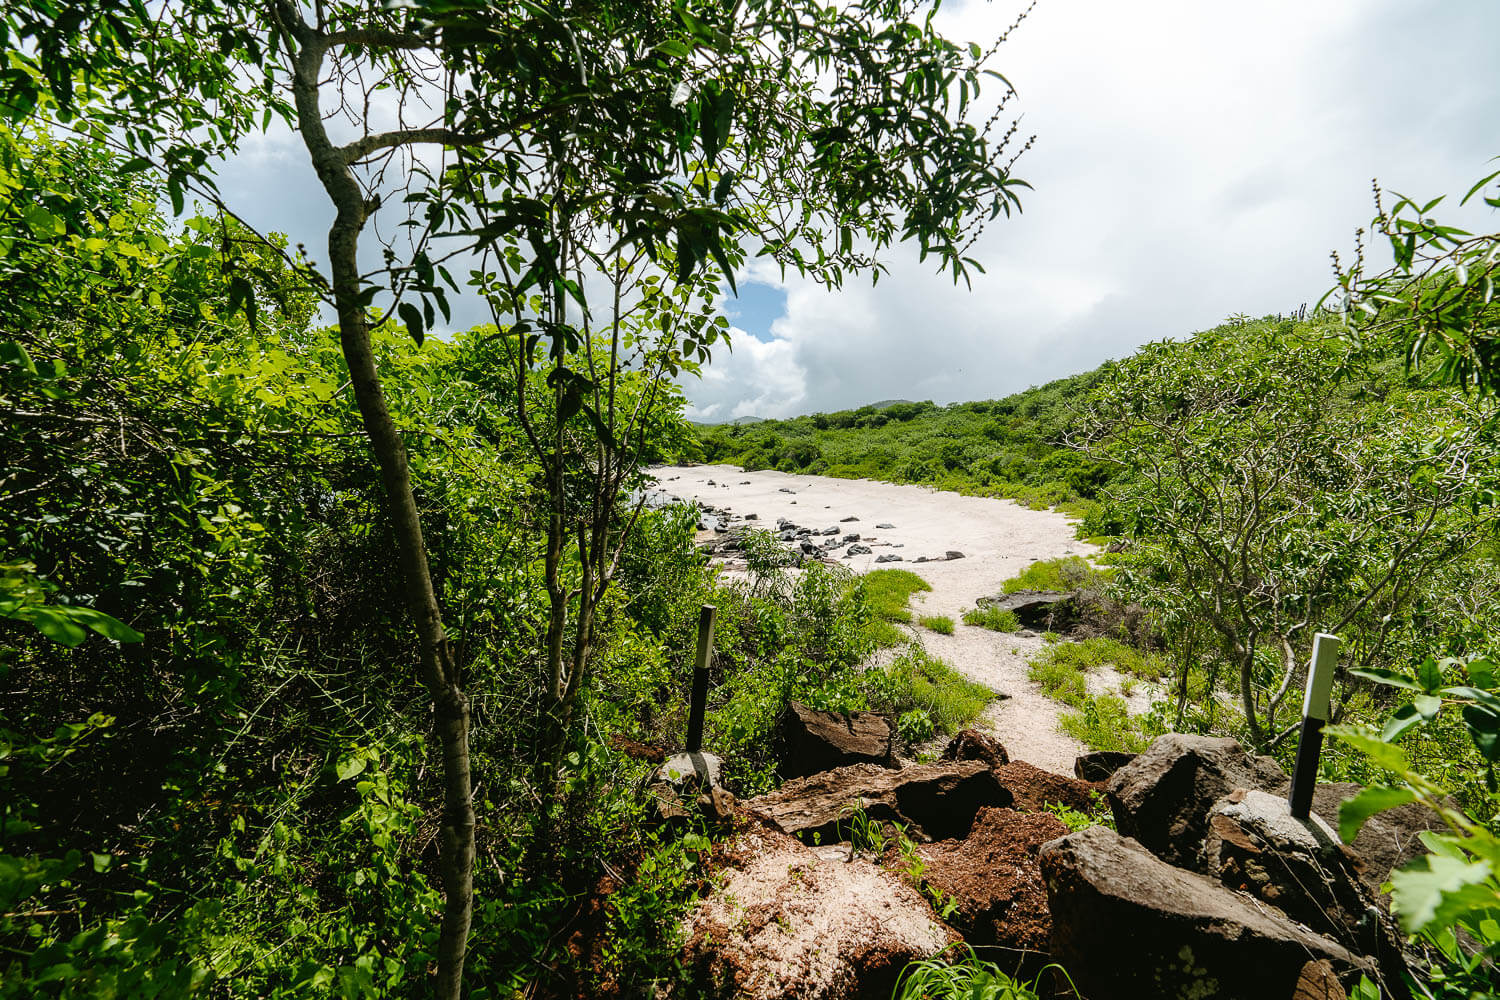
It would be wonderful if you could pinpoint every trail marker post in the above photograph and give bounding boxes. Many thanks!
[1288,632,1341,820]
[685,604,716,755]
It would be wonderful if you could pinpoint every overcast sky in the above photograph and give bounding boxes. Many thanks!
[218,0,1500,421]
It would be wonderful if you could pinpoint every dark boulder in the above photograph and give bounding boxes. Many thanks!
[1105,733,1287,870]
[745,761,1013,844]
[874,554,902,563]
[1311,782,1447,893]
[975,590,1079,630]
[1073,750,1136,783]
[779,702,896,778]
[1041,827,1372,1000]
[941,729,1009,769]
[845,544,872,556]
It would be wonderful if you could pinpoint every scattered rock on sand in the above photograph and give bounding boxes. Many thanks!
[779,487,796,493]
[845,544,872,556]
[840,515,859,522]
[874,554,902,563]
[945,550,965,560]
[877,522,896,529]
[779,703,896,779]
[745,761,1012,844]
[1041,826,1372,1000]
[682,824,955,1000]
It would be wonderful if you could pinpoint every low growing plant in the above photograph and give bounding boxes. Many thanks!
[920,614,955,635]
[962,606,1020,632]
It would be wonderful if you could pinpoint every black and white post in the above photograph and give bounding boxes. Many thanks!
[1288,632,1341,820]
[685,604,717,755]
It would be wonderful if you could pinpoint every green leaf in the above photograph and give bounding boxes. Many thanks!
[1329,725,1409,772]
[1381,703,1424,742]
[67,608,144,643]
[23,607,88,647]
[398,301,424,346]
[1338,785,1417,843]
[1388,854,1497,936]
[1349,666,1423,691]
[1413,694,1442,720]
[335,755,367,781]
[1416,656,1444,692]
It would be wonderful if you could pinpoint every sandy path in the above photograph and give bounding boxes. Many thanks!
[650,464,1097,774]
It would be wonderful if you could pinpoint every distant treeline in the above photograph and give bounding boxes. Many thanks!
[685,371,1117,521]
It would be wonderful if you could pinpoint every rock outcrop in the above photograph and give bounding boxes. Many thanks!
[1105,733,1288,870]
[994,760,1102,814]
[1073,750,1135,783]
[778,703,896,779]
[745,761,1012,843]
[681,824,955,1000]
[1040,826,1372,1000]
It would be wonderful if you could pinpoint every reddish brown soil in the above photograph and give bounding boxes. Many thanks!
[915,806,1068,953]
[994,760,1104,813]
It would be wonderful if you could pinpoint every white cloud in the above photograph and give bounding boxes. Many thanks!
[685,0,1500,419]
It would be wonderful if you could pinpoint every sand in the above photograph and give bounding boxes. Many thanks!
[649,464,1100,774]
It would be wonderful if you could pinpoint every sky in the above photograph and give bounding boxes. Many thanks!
[216,0,1500,422]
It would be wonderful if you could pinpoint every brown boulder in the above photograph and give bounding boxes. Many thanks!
[941,728,1009,768]
[915,807,1067,955]
[995,760,1103,814]
[1105,733,1288,870]
[744,761,1012,844]
[779,702,896,778]
[1073,750,1135,783]
[681,825,955,1000]
[1040,826,1373,1000]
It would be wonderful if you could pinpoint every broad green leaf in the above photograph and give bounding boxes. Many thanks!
[1349,666,1423,692]
[67,607,144,643]
[1416,656,1444,692]
[1381,703,1424,742]
[1329,725,1409,772]
[22,607,87,647]
[1413,694,1442,720]
[1338,785,1417,842]
[1389,854,1497,936]
[335,755,367,781]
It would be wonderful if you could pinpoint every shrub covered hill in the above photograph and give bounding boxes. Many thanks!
[689,369,1115,523]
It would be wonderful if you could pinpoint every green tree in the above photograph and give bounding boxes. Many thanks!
[1,1,1034,993]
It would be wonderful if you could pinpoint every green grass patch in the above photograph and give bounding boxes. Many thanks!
[1000,555,1105,593]
[861,568,932,622]
[1060,694,1152,753]
[961,606,1020,632]
[867,644,992,736]
[919,614,955,635]
[1030,636,1167,681]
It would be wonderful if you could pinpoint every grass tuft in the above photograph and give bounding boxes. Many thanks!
[962,606,1020,632]
[867,644,992,736]
[1000,555,1104,594]
[919,614,955,635]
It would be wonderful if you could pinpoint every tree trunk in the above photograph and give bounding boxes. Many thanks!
[289,35,473,1000]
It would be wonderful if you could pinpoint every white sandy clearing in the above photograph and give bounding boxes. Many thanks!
[650,464,1099,774]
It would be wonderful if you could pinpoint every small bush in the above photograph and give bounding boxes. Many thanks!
[1060,694,1151,753]
[919,614,955,634]
[1001,555,1102,593]
[962,606,1020,632]
[897,708,936,745]
[893,944,1058,1000]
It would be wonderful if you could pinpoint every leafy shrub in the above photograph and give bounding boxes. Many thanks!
[860,568,932,623]
[897,708,936,745]
[893,944,1060,1000]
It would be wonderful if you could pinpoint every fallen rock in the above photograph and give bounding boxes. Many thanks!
[975,590,1079,631]
[996,760,1103,814]
[876,522,896,529]
[941,729,1009,769]
[1074,750,1136,783]
[778,487,796,493]
[745,761,1012,844]
[1041,826,1372,1000]
[944,550,965,560]
[916,807,1066,954]
[840,515,859,522]
[821,526,840,535]
[1106,733,1287,870]
[744,512,759,520]
[874,554,903,563]
[845,544,872,556]
[779,703,896,779]
[842,533,861,543]
[682,824,955,1000]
